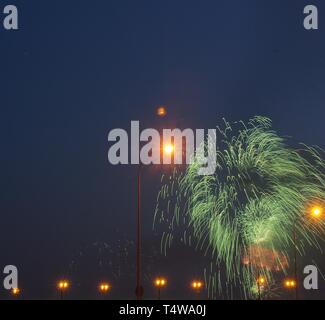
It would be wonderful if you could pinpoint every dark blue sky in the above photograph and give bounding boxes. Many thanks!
[1,0,324,299]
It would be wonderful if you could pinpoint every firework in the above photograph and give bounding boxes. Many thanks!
[154,116,325,299]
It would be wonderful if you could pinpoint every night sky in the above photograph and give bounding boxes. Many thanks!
[1,0,325,299]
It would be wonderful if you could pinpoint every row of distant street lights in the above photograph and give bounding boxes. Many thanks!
[8,276,302,300]
[57,280,111,299]
[9,278,204,300]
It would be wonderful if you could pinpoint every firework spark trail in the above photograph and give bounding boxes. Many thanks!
[154,116,325,299]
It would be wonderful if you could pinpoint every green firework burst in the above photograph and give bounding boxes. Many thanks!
[154,116,325,299]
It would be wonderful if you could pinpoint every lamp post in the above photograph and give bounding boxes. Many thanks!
[57,280,69,300]
[284,278,297,299]
[292,205,323,300]
[191,281,203,300]
[154,277,167,300]
[99,282,111,298]
[256,276,265,300]
[135,164,143,300]
[135,134,174,300]
[11,288,21,299]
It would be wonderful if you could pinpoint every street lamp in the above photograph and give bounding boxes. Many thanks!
[135,163,143,300]
[292,203,323,300]
[191,280,203,299]
[135,134,174,300]
[284,278,297,300]
[284,279,297,289]
[163,143,174,155]
[154,277,167,300]
[157,106,167,117]
[311,206,322,218]
[57,280,70,300]
[11,287,21,298]
[191,281,203,290]
[256,276,266,300]
[99,282,111,297]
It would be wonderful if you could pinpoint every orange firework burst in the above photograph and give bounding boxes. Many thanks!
[242,245,289,271]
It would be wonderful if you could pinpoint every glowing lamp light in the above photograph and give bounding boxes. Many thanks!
[154,277,167,288]
[311,207,322,217]
[99,282,111,293]
[191,281,203,290]
[157,106,167,117]
[284,279,296,289]
[12,288,20,296]
[163,143,174,155]
[257,277,266,285]
[58,280,69,290]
